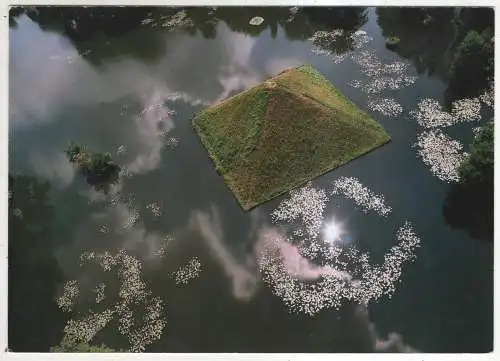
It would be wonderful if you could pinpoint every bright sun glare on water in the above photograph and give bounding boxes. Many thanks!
[323,219,343,244]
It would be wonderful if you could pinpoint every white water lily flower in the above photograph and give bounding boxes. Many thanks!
[70,249,168,352]
[451,97,482,123]
[367,97,403,117]
[271,183,328,239]
[331,177,392,216]
[410,98,455,128]
[414,130,468,182]
[57,280,80,312]
[263,183,421,315]
[174,257,202,286]
[261,186,420,315]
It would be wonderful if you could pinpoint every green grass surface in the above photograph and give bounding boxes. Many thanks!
[193,64,391,210]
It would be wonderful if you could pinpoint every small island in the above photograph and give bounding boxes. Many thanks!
[65,143,120,193]
[385,36,400,50]
[193,64,391,210]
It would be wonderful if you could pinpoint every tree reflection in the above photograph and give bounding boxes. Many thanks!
[20,6,370,66]
[9,6,27,28]
[442,182,493,241]
[376,7,494,107]
[442,122,494,242]
[376,7,455,79]
[8,175,67,351]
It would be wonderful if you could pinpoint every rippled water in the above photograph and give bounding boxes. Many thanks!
[9,7,493,353]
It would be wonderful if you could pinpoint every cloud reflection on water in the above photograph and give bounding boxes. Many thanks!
[190,206,259,302]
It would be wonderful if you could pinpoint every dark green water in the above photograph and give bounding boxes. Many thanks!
[9,7,493,353]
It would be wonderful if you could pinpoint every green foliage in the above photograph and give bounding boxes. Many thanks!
[65,142,86,164]
[193,65,390,210]
[458,121,494,187]
[449,29,494,97]
[64,143,120,193]
[51,338,118,353]
[385,36,400,50]
[376,7,455,78]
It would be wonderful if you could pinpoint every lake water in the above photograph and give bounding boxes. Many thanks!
[9,7,493,353]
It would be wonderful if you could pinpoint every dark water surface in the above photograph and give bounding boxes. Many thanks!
[9,7,493,353]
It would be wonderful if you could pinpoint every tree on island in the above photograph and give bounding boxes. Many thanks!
[443,121,494,241]
[65,142,120,194]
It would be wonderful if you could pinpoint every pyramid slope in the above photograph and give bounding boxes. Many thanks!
[193,64,391,210]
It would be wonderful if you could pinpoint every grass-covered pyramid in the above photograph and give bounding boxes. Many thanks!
[193,64,391,210]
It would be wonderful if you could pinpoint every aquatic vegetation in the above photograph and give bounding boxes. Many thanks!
[116,145,127,155]
[310,30,349,63]
[146,201,161,217]
[118,252,150,303]
[331,177,392,216]
[128,303,166,352]
[164,136,179,148]
[122,208,140,230]
[409,99,455,128]
[63,309,115,344]
[348,79,363,89]
[152,243,168,258]
[348,50,416,96]
[117,303,134,336]
[351,51,408,77]
[193,64,390,210]
[93,283,106,304]
[63,250,167,352]
[161,10,194,30]
[352,30,372,48]
[259,184,420,315]
[362,75,417,94]
[310,29,373,63]
[141,10,194,31]
[50,339,118,353]
[152,234,173,258]
[174,257,202,286]
[249,16,264,26]
[57,280,80,312]
[118,166,133,179]
[414,130,468,183]
[260,184,421,315]
[367,97,403,117]
[479,83,494,107]
[271,183,328,239]
[352,221,421,303]
[450,97,482,123]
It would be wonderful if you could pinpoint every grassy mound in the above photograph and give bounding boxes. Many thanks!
[193,64,391,210]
